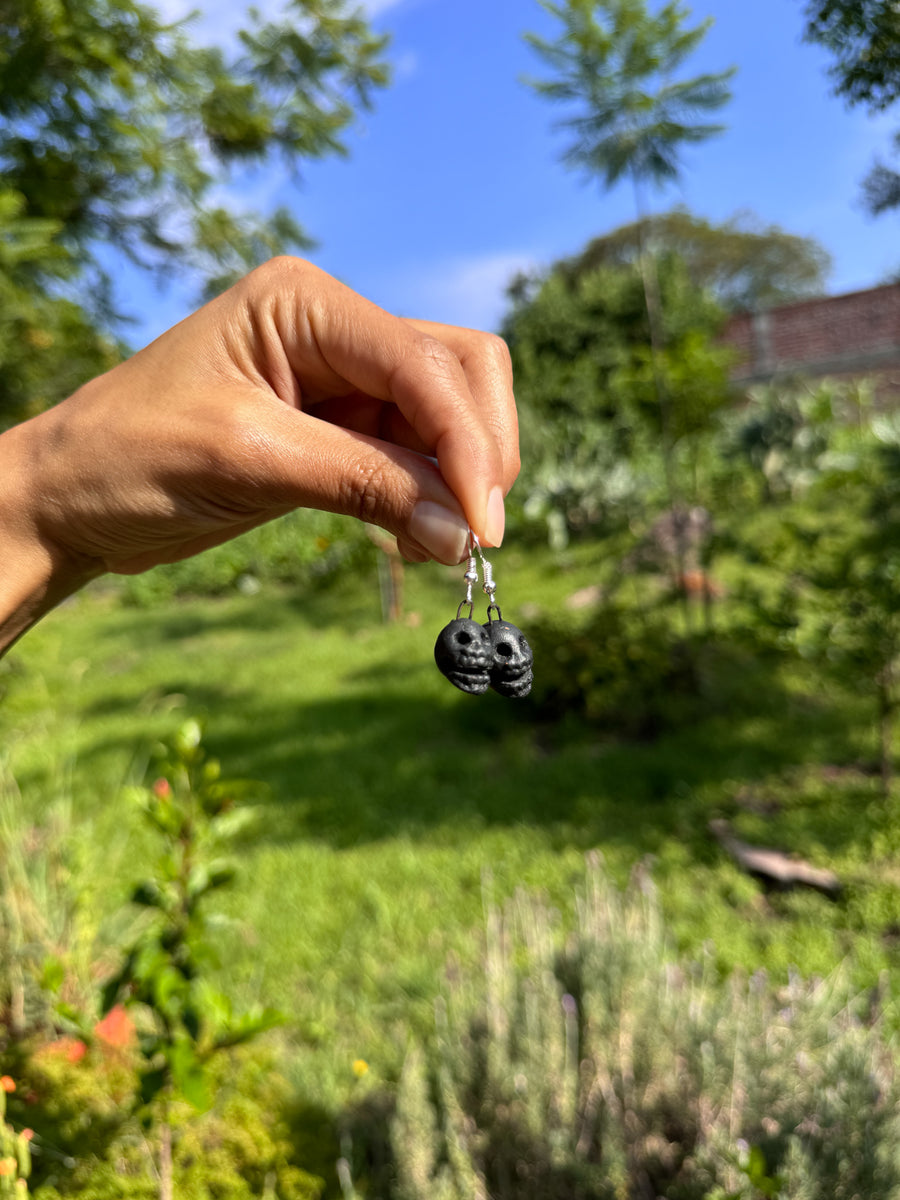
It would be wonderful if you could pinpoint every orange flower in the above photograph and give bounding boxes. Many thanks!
[0,1158,14,1176]
[50,1036,87,1063]
[66,1039,87,1064]
[20,1129,33,1142]
[0,1076,15,1093]
[39,1036,87,1064]
[151,777,172,799]
[94,1005,135,1048]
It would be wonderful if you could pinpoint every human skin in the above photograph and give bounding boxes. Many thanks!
[0,257,519,656]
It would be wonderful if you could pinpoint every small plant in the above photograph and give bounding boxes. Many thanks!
[97,719,283,1200]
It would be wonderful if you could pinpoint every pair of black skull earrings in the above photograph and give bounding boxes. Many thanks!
[434,534,533,698]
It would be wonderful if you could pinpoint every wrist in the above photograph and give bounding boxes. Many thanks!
[0,418,101,657]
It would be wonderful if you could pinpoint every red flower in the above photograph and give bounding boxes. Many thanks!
[151,778,172,799]
[20,1129,33,1142]
[94,1005,135,1048]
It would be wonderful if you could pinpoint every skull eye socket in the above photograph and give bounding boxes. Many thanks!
[496,641,513,658]
[456,631,472,645]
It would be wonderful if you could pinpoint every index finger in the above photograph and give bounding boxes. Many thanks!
[250,258,509,546]
[403,318,520,497]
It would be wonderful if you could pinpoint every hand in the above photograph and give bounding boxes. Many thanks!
[0,257,519,651]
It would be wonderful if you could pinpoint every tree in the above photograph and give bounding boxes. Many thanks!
[0,0,389,304]
[0,190,122,428]
[524,0,734,206]
[501,253,731,544]
[557,207,832,312]
[524,0,734,597]
[804,0,900,110]
[0,0,390,424]
[803,0,900,217]
[523,0,733,444]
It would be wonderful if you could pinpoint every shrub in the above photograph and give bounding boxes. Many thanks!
[24,1052,324,1200]
[385,860,900,1199]
[115,509,374,605]
[525,601,701,736]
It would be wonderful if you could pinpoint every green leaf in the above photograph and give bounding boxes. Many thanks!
[131,879,169,909]
[41,956,66,993]
[209,806,259,841]
[168,1038,210,1111]
[153,965,188,1018]
[187,858,236,901]
[101,949,136,1012]
[174,718,203,760]
[212,1005,287,1050]
[139,1066,168,1108]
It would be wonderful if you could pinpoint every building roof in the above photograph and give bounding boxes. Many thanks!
[720,281,900,396]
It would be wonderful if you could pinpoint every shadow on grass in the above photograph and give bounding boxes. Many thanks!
[70,645,871,876]
[98,571,399,644]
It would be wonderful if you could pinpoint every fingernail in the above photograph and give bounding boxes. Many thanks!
[483,486,505,548]
[409,501,469,564]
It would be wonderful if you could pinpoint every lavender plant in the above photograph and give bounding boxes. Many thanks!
[388,859,900,1199]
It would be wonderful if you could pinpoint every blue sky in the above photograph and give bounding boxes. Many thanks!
[132,0,900,346]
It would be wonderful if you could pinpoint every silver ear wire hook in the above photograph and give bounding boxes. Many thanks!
[470,532,500,620]
[456,531,479,619]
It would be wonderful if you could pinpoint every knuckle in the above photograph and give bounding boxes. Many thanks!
[481,332,514,379]
[241,255,319,303]
[256,254,312,282]
[341,457,391,526]
[414,335,462,380]
[195,401,273,492]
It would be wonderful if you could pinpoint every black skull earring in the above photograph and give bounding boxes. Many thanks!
[483,611,534,698]
[434,533,533,699]
[434,616,492,694]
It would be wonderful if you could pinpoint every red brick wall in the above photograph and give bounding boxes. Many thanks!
[720,282,900,399]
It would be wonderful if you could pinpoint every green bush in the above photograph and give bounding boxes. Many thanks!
[382,861,900,1199]
[525,601,701,736]
[26,1053,324,1200]
[116,509,374,605]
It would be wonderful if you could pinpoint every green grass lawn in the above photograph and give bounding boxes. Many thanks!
[4,538,900,1116]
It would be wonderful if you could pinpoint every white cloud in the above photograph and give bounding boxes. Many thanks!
[399,251,540,331]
